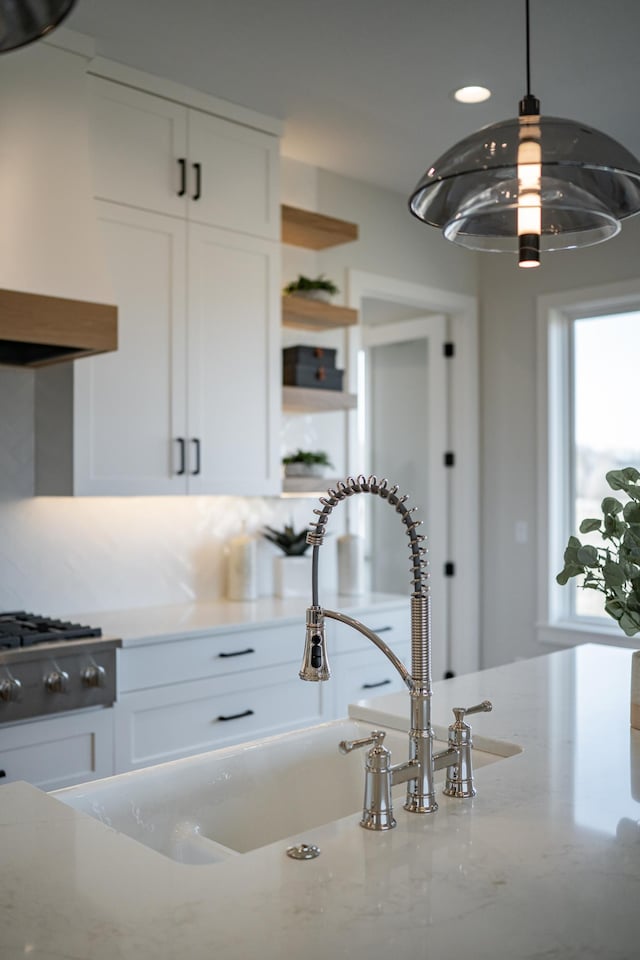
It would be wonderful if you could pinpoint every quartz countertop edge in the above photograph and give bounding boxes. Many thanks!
[68,592,406,647]
[2,643,640,959]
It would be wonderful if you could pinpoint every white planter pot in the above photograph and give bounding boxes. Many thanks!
[284,462,326,478]
[273,554,312,598]
[290,289,332,303]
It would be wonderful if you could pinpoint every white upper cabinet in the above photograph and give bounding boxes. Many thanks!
[35,69,281,497]
[88,77,279,240]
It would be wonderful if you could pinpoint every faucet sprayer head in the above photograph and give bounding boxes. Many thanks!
[299,606,330,682]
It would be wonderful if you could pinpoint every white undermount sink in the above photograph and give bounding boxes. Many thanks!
[52,718,514,865]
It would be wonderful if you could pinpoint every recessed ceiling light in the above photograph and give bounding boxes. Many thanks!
[452,85,492,104]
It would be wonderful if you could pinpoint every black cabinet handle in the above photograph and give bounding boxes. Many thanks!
[177,158,186,197]
[218,648,255,659]
[361,679,392,690]
[0,769,6,778]
[176,437,186,475]
[191,438,201,475]
[192,162,202,200]
[372,626,392,634]
[217,709,254,722]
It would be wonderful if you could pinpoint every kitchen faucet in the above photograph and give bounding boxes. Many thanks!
[299,474,492,830]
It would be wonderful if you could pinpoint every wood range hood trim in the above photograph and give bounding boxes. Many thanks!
[0,288,118,368]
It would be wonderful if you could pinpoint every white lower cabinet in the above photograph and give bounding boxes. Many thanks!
[115,664,324,771]
[0,708,114,791]
[330,605,411,718]
[114,622,327,772]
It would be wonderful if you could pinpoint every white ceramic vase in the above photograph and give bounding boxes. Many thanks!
[273,554,312,598]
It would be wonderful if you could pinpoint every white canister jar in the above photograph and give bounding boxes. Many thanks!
[227,534,258,601]
[337,532,365,596]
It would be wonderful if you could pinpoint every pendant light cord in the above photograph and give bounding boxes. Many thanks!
[525,0,532,97]
[520,0,539,116]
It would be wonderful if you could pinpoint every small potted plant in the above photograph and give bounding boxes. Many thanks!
[556,467,640,636]
[282,449,333,479]
[283,274,339,303]
[263,523,311,598]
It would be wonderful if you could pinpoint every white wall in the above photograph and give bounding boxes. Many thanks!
[0,157,475,619]
[478,214,640,668]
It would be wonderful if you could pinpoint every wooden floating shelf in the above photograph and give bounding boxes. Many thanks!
[281,475,339,496]
[282,295,358,332]
[281,204,359,250]
[282,386,357,415]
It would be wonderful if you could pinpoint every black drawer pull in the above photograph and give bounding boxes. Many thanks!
[191,437,201,476]
[176,437,186,476]
[177,157,186,196]
[218,648,255,659]
[217,709,254,722]
[192,161,202,200]
[0,769,6,778]
[361,679,392,690]
[373,626,393,633]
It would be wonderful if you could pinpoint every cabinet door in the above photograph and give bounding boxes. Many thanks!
[73,202,188,495]
[186,223,280,495]
[114,664,325,772]
[0,709,114,791]
[88,77,188,218]
[187,108,279,239]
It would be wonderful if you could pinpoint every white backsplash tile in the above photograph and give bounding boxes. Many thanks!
[0,493,337,617]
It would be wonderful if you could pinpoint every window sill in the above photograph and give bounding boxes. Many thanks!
[537,620,639,652]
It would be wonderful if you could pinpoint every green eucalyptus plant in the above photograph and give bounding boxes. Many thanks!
[263,523,311,557]
[556,467,640,636]
[283,274,339,296]
[282,449,333,468]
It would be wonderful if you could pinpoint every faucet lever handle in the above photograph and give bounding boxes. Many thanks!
[452,700,492,723]
[338,729,386,755]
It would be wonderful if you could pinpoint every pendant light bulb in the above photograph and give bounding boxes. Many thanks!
[517,110,541,267]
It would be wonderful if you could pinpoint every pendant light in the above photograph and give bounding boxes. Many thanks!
[409,0,640,268]
[0,0,76,54]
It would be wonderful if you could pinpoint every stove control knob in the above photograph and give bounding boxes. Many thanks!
[45,669,70,694]
[81,664,106,689]
[0,677,22,703]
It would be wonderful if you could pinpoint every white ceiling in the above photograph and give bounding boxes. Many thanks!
[67,0,640,197]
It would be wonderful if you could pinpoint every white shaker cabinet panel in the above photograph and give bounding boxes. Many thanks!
[73,203,188,495]
[187,224,280,495]
[88,77,279,240]
[187,108,279,239]
[114,665,325,772]
[0,708,114,791]
[88,77,188,219]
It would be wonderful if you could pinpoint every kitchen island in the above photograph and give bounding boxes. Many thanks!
[2,643,639,959]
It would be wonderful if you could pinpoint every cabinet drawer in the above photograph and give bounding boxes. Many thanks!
[119,622,303,692]
[331,605,410,655]
[0,709,114,791]
[331,645,411,720]
[115,663,325,770]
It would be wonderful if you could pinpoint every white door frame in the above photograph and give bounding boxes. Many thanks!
[345,270,479,675]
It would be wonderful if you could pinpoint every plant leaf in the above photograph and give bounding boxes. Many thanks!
[601,497,623,515]
[579,518,601,533]
[603,560,627,587]
[576,545,599,566]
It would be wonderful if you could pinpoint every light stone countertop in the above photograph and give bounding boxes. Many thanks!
[69,592,407,647]
[2,643,640,959]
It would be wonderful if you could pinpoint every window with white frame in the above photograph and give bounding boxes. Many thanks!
[538,282,640,643]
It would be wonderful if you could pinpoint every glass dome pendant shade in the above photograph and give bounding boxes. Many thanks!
[0,0,76,54]
[408,8,640,266]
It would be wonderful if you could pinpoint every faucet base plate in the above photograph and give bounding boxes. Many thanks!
[404,796,438,814]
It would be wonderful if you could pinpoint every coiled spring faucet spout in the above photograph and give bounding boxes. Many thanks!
[300,474,492,828]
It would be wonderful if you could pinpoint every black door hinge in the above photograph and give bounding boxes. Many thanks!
[443,342,455,357]
[444,451,455,467]
[444,562,455,577]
